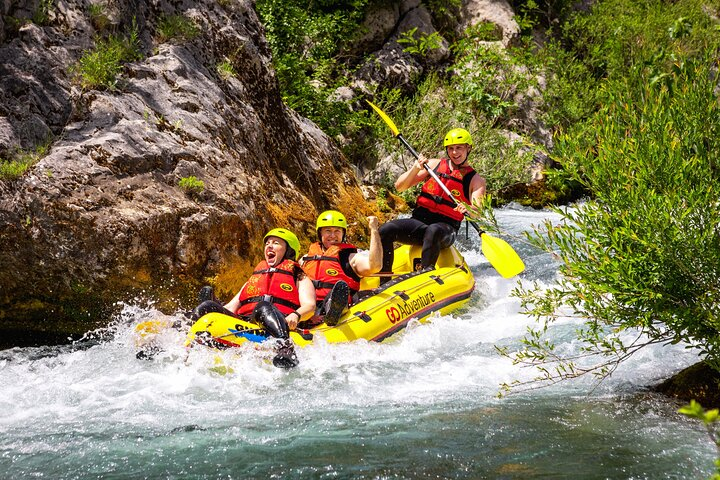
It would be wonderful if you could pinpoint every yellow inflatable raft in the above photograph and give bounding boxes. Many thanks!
[185,244,475,349]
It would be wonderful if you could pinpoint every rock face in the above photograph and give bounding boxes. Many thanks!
[345,0,520,97]
[0,0,372,334]
[352,1,450,94]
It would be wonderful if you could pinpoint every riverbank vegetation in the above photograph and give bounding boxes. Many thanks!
[496,0,720,392]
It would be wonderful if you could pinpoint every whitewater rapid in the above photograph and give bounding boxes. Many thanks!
[0,206,713,479]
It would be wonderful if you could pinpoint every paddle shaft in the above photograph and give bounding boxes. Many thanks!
[396,133,485,235]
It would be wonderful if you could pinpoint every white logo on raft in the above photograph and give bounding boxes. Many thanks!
[386,292,437,323]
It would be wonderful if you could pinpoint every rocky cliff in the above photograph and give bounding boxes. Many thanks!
[0,0,375,340]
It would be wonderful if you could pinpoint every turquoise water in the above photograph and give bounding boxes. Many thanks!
[0,207,714,479]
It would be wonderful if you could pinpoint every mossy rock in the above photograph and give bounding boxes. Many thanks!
[653,362,720,409]
[494,177,587,209]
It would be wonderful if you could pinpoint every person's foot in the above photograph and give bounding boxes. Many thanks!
[198,285,216,302]
[324,281,349,326]
[272,339,299,369]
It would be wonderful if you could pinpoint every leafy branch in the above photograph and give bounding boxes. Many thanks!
[679,400,720,479]
[397,27,443,57]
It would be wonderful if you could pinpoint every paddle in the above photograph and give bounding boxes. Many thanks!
[366,100,525,279]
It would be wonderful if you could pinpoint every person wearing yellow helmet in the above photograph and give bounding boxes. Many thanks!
[190,228,316,368]
[378,128,486,279]
[300,210,382,326]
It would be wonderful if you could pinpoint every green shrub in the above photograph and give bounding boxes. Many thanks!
[71,20,142,90]
[255,0,370,141]
[502,46,720,391]
[88,3,111,31]
[217,58,236,80]
[156,14,200,43]
[450,29,536,125]
[397,27,443,57]
[512,0,576,34]
[0,157,33,180]
[0,142,51,181]
[375,187,389,213]
[424,0,462,35]
[558,0,718,81]
[178,176,205,196]
[527,38,597,132]
[32,0,54,25]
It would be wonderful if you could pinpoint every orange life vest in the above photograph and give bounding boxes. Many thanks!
[236,258,301,317]
[301,242,360,304]
[415,158,476,222]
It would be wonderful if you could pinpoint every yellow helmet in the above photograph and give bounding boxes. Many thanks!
[263,228,300,261]
[443,128,473,147]
[316,210,347,237]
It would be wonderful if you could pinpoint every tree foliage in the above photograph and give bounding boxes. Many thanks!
[679,400,720,479]
[500,0,720,392]
[255,0,370,135]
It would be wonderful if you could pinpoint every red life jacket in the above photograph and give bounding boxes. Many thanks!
[416,158,476,222]
[236,258,301,317]
[301,242,360,304]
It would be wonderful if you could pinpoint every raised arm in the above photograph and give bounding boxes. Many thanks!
[350,216,382,276]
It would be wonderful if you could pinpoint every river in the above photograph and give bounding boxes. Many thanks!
[0,206,714,479]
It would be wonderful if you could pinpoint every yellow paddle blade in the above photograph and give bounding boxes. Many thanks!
[366,100,400,137]
[135,319,171,337]
[480,233,525,278]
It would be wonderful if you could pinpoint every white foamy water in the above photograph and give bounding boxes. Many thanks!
[0,206,713,479]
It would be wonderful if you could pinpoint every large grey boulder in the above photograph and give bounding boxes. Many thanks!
[0,0,372,334]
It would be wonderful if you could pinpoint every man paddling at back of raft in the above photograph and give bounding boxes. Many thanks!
[191,228,316,368]
[378,128,486,282]
[299,210,382,326]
